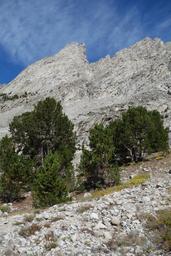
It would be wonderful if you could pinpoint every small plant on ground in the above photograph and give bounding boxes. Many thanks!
[19,223,41,238]
[44,231,58,251]
[146,208,171,252]
[77,204,93,213]
[50,215,64,222]
[0,204,11,213]
[14,221,25,226]
[106,232,147,252]
[43,222,51,228]
[24,214,35,222]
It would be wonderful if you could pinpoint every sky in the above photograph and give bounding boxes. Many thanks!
[0,0,171,84]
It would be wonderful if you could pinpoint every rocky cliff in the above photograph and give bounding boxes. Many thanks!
[0,38,171,155]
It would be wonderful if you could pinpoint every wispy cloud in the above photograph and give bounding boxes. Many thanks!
[157,18,171,30]
[0,0,170,67]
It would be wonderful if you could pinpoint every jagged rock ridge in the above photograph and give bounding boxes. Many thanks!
[0,38,171,155]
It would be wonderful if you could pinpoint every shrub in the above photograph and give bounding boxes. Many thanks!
[0,204,11,213]
[24,214,35,222]
[76,204,93,213]
[0,93,19,101]
[19,223,41,237]
[146,209,171,252]
[32,152,72,208]
[44,231,58,251]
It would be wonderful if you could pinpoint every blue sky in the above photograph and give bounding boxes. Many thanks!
[0,0,171,84]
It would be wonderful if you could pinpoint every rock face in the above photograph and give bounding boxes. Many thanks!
[0,38,171,152]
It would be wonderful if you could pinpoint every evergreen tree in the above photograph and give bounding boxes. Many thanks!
[111,107,169,163]
[0,98,76,204]
[32,152,72,208]
[10,97,76,165]
[148,110,169,152]
[0,136,33,202]
[79,106,168,191]
[79,124,120,190]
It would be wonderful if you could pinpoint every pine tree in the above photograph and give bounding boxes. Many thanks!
[32,152,72,207]
[10,97,76,165]
[0,136,33,202]
[111,107,169,162]
[79,124,120,190]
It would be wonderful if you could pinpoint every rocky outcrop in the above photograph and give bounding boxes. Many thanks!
[0,38,171,152]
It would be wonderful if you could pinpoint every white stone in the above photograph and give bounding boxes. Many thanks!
[94,222,106,230]
[111,217,120,226]
[90,212,99,220]
[83,192,92,198]
[103,231,112,241]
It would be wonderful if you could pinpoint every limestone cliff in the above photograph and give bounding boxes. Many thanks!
[0,38,171,153]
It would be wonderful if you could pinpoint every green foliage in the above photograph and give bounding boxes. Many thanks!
[79,106,168,191]
[110,106,169,163]
[10,97,76,164]
[32,152,72,208]
[147,110,169,152]
[0,136,33,202]
[89,124,114,164]
[0,98,75,204]
[0,204,11,213]
[79,124,120,190]
[0,93,19,101]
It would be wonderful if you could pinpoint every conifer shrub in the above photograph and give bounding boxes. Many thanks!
[0,136,33,202]
[78,124,120,190]
[32,152,72,208]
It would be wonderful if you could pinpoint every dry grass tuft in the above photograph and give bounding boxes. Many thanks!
[24,214,35,222]
[44,231,58,251]
[19,223,41,237]
[91,173,150,198]
[146,208,171,252]
[50,215,64,222]
[77,204,93,214]
[43,222,51,228]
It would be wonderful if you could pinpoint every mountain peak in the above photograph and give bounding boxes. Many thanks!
[0,37,171,146]
[55,42,88,63]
